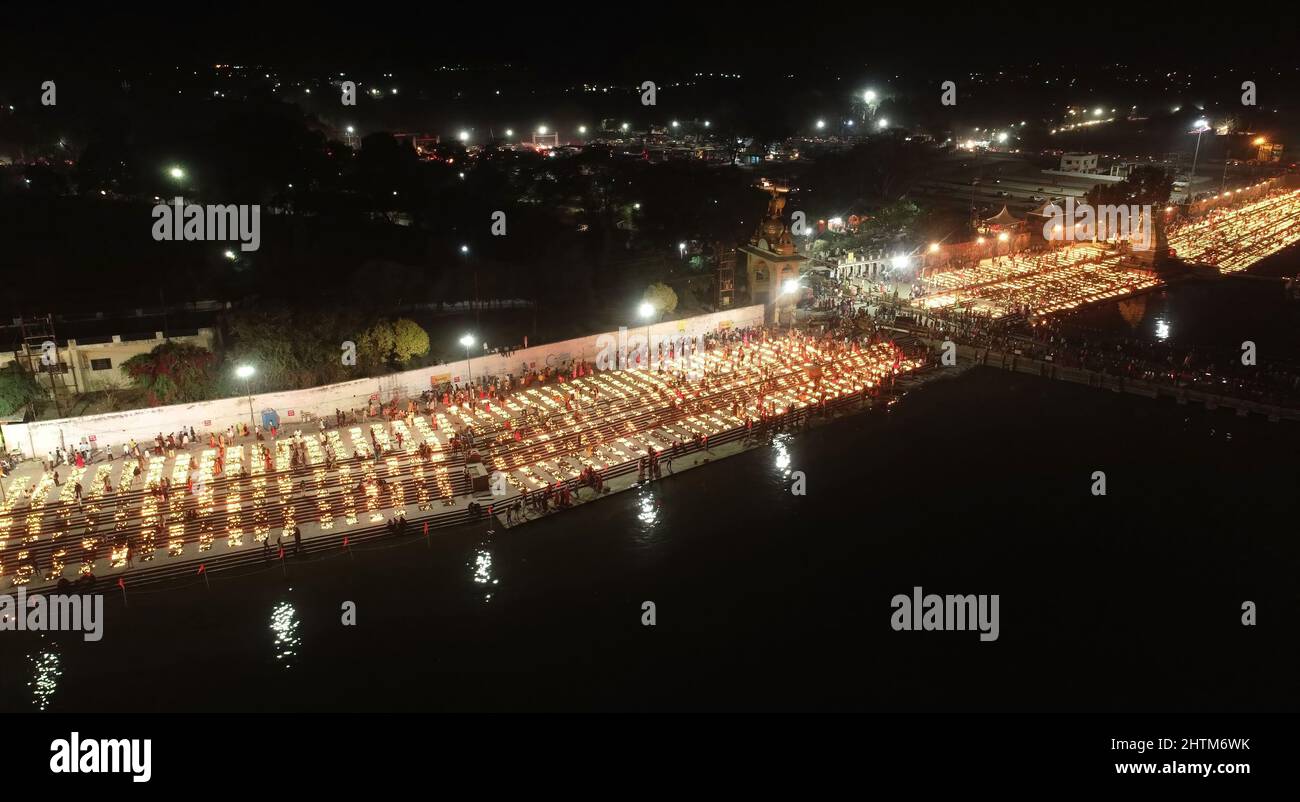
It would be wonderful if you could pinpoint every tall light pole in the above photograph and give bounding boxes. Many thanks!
[235,365,256,429]
[461,244,478,327]
[460,334,475,387]
[638,301,655,370]
[1188,119,1210,202]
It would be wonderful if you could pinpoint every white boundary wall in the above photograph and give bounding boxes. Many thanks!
[2,305,764,459]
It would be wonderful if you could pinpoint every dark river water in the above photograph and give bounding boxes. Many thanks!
[4,248,1299,714]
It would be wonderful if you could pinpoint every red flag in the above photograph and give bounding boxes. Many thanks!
[117,577,125,590]
[197,564,205,574]
[278,546,285,560]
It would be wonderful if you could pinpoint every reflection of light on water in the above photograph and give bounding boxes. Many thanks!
[270,601,300,669]
[637,491,659,526]
[473,548,498,602]
[1154,319,1171,341]
[773,433,792,475]
[29,649,61,711]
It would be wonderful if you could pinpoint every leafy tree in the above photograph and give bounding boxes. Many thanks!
[120,342,217,406]
[358,318,430,370]
[0,365,46,417]
[644,282,679,316]
[391,318,431,363]
[225,308,355,392]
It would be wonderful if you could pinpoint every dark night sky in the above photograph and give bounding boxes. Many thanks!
[6,6,1299,79]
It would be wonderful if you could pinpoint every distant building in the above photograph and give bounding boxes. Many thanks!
[1258,143,1283,163]
[1,329,217,396]
[1060,153,1099,173]
[736,186,807,320]
[1060,153,1098,172]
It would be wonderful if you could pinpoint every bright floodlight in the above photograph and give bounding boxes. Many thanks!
[997,131,1009,143]
[928,242,941,253]
[998,232,1009,242]
[460,244,469,254]
[537,125,548,134]
[504,128,514,137]
[224,250,237,260]
[864,90,876,102]
[638,302,655,319]
[235,365,255,379]
[345,126,354,134]
[1094,108,1103,116]
[781,279,800,296]
[458,130,469,142]
[671,120,679,128]
[815,119,826,130]
[703,120,710,127]
[459,334,475,348]
[878,119,889,129]
[578,125,588,134]
[621,122,629,131]
[167,166,185,180]
[891,254,910,270]
[1194,118,1210,131]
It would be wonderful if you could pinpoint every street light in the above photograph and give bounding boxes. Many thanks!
[235,365,256,429]
[1188,118,1211,201]
[460,244,478,326]
[460,334,476,385]
[638,301,655,368]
